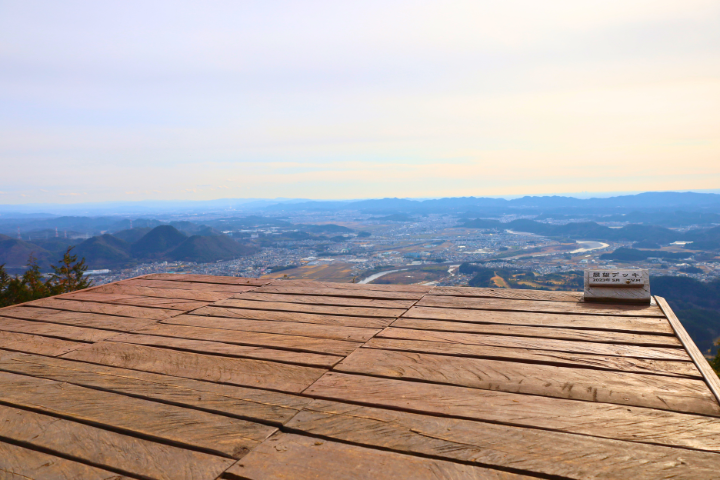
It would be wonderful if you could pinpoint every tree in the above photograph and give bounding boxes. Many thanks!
[0,247,91,308]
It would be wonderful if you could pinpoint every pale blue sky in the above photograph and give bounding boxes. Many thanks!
[1,0,719,203]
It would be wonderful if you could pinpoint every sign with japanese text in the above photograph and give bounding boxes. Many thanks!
[588,270,645,287]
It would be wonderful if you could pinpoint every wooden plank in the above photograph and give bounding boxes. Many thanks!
[657,296,720,408]
[167,314,379,342]
[25,298,183,320]
[59,291,208,311]
[0,316,120,343]
[108,333,342,367]
[306,372,720,453]
[0,404,234,480]
[253,285,427,300]
[418,295,665,317]
[91,282,233,302]
[213,298,407,318]
[124,278,258,294]
[0,306,158,331]
[63,341,327,393]
[234,291,417,309]
[268,278,432,292]
[0,330,85,356]
[364,337,701,378]
[0,442,131,480]
[430,286,584,302]
[191,306,393,329]
[0,371,276,458]
[224,433,529,480]
[391,318,681,346]
[286,399,720,480]
[133,322,361,356]
[0,351,311,425]
[145,273,267,285]
[378,327,690,361]
[335,348,720,415]
[404,306,674,334]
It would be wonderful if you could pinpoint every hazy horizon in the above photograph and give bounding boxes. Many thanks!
[2,1,719,203]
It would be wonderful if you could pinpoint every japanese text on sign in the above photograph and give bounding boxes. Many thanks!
[588,270,645,287]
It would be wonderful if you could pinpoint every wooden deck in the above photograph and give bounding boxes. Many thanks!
[1,274,719,479]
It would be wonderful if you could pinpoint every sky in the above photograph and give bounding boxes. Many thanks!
[1,0,719,204]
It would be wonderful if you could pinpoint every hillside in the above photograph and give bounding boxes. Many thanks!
[72,234,131,269]
[0,234,52,269]
[167,234,259,263]
[130,225,187,259]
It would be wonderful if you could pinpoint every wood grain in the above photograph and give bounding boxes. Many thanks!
[430,286,584,302]
[92,283,233,301]
[167,314,379,342]
[0,316,119,343]
[404,306,674,334]
[363,337,701,378]
[335,348,720,415]
[224,433,530,480]
[124,278,258,294]
[0,442,130,480]
[0,371,276,458]
[60,291,208,311]
[107,333,342,367]
[63,341,327,393]
[0,351,311,425]
[378,327,690,360]
[0,330,85,356]
[391,318,681,346]
[286,399,720,480]
[190,305,394,329]
[234,291,417,309]
[268,278,432,292]
[213,297,407,318]
[0,404,234,480]
[305,372,720,453]
[25,298,183,320]
[657,296,720,409]
[418,295,665,317]
[254,285,427,300]
[145,273,267,285]
[0,306,158,331]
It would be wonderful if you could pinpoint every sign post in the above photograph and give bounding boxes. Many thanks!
[584,269,650,304]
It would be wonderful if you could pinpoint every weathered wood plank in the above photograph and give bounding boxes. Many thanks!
[124,278,258,294]
[657,296,720,409]
[0,442,130,480]
[404,306,674,334]
[0,371,276,458]
[253,285,427,300]
[224,433,529,480]
[286,399,720,480]
[430,286,584,302]
[379,327,690,360]
[191,305,393,329]
[25,298,183,320]
[364,337,701,378]
[63,342,327,393]
[0,306,158,331]
[59,291,208,311]
[335,348,720,415]
[418,295,665,317]
[0,404,234,480]
[268,278,432,292]
[91,283,233,302]
[0,316,119,343]
[213,298,407,318]
[167,314,379,342]
[392,318,681,346]
[0,330,85,356]
[234,291,417,309]
[145,273,267,285]
[0,351,311,425]
[133,322,361,356]
[305,372,720,453]
[108,333,342,367]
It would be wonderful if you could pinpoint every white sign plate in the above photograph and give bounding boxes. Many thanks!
[588,270,645,287]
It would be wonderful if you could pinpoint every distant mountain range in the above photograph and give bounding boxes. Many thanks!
[0,225,258,270]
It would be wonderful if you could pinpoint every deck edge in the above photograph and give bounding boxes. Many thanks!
[655,295,720,407]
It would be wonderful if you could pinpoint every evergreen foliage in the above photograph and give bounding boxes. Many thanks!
[0,247,91,308]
